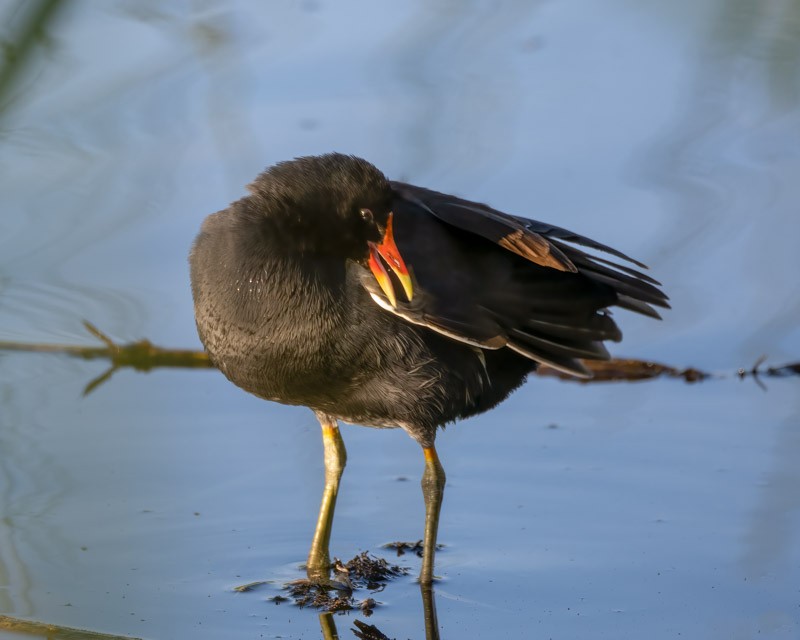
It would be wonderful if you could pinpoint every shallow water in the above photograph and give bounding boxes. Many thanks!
[1,1,799,639]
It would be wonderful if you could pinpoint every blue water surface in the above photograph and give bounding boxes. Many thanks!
[1,2,798,639]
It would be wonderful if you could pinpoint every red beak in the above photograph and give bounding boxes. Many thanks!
[368,213,413,307]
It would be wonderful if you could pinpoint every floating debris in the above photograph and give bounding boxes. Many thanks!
[233,580,269,593]
[383,540,423,557]
[281,552,408,613]
[383,540,444,557]
[267,594,289,604]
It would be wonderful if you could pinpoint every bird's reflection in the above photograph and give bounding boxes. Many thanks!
[420,583,440,640]
[318,583,441,640]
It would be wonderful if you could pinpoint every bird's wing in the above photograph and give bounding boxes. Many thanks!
[358,182,669,377]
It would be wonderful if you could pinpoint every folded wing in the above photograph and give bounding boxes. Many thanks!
[358,182,669,377]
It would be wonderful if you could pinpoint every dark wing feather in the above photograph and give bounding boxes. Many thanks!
[394,183,577,272]
[363,182,669,377]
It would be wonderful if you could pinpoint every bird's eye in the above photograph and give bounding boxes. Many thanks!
[360,208,374,223]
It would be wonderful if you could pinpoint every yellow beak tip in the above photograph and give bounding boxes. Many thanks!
[399,274,414,302]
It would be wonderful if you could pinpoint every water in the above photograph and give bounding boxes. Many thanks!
[1,1,798,638]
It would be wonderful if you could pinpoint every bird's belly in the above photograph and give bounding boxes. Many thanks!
[201,308,535,438]
[211,343,351,409]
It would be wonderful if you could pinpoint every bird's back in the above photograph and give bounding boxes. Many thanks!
[190,157,667,446]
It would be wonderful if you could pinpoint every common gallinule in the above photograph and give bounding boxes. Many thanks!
[189,153,668,585]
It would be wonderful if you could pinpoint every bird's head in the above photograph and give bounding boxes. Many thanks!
[248,153,413,306]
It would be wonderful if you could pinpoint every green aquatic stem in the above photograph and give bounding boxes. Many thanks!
[0,320,212,395]
[0,614,142,640]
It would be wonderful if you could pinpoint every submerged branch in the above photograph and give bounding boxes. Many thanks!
[537,358,709,383]
[0,321,211,394]
[0,322,797,394]
[0,321,211,368]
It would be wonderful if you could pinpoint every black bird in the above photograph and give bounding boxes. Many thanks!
[189,153,668,585]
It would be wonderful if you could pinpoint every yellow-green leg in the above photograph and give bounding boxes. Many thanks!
[420,445,446,584]
[306,414,347,583]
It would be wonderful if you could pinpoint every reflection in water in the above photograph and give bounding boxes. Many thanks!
[420,583,440,640]
[0,0,65,105]
[0,383,71,618]
[636,0,800,355]
[319,611,338,640]
[740,407,800,578]
[378,0,544,185]
[188,9,265,193]
[318,583,441,640]
[636,0,800,577]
